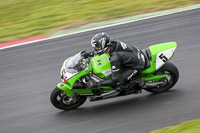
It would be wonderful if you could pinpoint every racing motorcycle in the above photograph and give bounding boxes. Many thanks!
[50,42,179,111]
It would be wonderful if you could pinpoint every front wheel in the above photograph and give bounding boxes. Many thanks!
[144,62,179,93]
[50,87,87,111]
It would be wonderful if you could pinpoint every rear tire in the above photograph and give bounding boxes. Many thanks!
[144,62,179,93]
[50,87,87,111]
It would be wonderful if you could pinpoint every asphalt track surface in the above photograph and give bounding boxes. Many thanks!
[1,9,200,133]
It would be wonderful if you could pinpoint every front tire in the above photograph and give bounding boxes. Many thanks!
[50,87,87,111]
[144,62,179,93]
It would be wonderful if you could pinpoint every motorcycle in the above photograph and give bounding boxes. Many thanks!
[50,42,179,111]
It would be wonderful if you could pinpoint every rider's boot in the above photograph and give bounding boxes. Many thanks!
[116,85,128,92]
[130,79,146,88]
[116,86,124,92]
[129,80,144,94]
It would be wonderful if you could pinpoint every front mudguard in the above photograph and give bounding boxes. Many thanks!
[57,82,95,98]
[57,82,74,98]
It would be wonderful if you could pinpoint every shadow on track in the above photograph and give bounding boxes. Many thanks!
[54,89,183,118]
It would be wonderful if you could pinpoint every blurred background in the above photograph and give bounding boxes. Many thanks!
[0,0,200,43]
[1,1,200,133]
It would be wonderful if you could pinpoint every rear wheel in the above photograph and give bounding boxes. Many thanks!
[50,87,87,111]
[144,62,179,93]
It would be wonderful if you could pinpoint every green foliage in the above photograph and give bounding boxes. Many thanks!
[152,119,200,133]
[0,0,199,42]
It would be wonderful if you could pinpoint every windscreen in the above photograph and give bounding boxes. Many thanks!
[65,53,82,74]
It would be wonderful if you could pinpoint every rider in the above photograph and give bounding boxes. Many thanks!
[83,32,146,92]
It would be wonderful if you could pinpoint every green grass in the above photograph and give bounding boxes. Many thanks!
[0,0,200,43]
[152,119,200,133]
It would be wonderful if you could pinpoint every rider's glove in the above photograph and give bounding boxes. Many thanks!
[86,79,101,89]
[81,50,94,59]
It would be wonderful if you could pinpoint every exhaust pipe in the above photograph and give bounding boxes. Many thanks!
[89,90,119,102]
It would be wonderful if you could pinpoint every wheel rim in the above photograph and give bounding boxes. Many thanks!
[56,91,77,106]
[152,71,174,92]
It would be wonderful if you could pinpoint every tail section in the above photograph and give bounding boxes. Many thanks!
[142,42,177,74]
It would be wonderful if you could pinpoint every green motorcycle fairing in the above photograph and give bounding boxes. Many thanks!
[57,67,92,97]
[57,42,177,97]
[91,53,111,79]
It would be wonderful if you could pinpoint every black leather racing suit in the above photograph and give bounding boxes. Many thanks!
[101,40,146,88]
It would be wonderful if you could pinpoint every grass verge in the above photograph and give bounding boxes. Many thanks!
[152,119,200,133]
[0,0,200,43]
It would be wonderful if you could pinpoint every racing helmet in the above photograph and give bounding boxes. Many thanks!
[91,32,111,54]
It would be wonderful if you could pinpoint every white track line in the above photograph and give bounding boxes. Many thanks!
[1,6,200,51]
